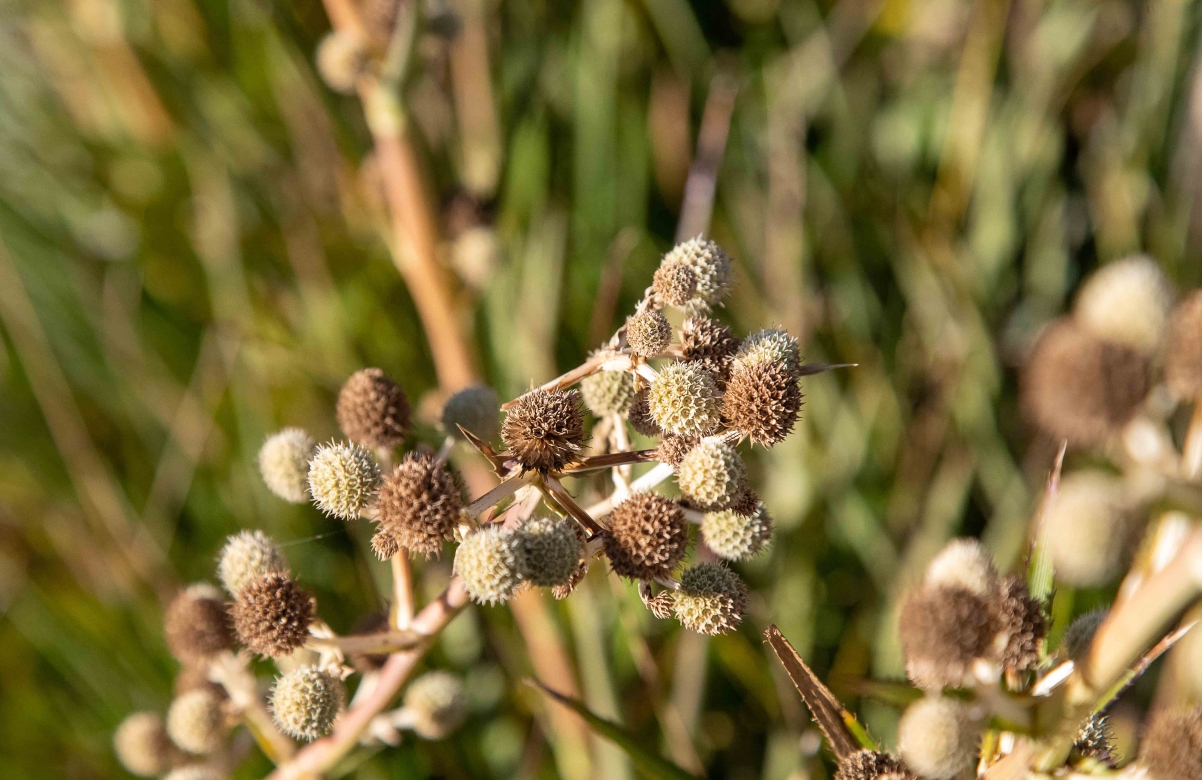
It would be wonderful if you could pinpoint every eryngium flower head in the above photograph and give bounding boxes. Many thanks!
[454,525,520,604]
[899,586,996,689]
[673,563,748,635]
[1021,318,1149,447]
[897,696,981,780]
[1043,470,1131,587]
[677,440,747,510]
[337,368,411,449]
[231,575,315,657]
[627,311,672,357]
[648,362,722,438]
[1063,608,1108,660]
[375,452,462,559]
[1166,290,1202,399]
[626,389,660,437]
[217,530,289,597]
[441,385,500,441]
[835,750,917,780]
[702,504,772,561]
[1074,714,1115,765]
[259,429,317,503]
[164,584,234,663]
[736,328,801,373]
[512,516,582,587]
[501,388,585,473]
[315,30,365,94]
[581,369,636,417]
[603,493,688,580]
[655,434,697,467]
[307,441,381,520]
[1075,255,1172,355]
[166,688,226,755]
[114,713,173,776]
[270,665,345,741]
[404,671,469,739]
[722,360,802,447]
[681,316,739,386]
[1140,706,1202,780]
[924,538,998,598]
[663,237,733,312]
[996,576,1044,671]
[652,260,698,307]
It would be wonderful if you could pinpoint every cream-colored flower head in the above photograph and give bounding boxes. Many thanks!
[1043,470,1130,587]
[663,237,733,313]
[114,712,172,777]
[701,504,772,561]
[307,441,381,520]
[404,671,468,739]
[270,665,345,741]
[897,696,981,780]
[673,563,748,635]
[454,525,520,604]
[166,688,226,755]
[736,328,801,373]
[259,428,316,504]
[924,538,998,598]
[217,530,289,596]
[580,369,636,417]
[511,515,582,587]
[627,311,672,357]
[677,440,746,510]
[163,766,223,780]
[648,362,721,438]
[1074,255,1172,355]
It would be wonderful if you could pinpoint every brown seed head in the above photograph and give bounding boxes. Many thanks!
[165,584,234,663]
[336,368,411,449]
[603,493,688,580]
[655,434,698,467]
[375,452,462,559]
[626,390,660,437]
[1141,707,1202,780]
[231,575,315,658]
[899,585,996,690]
[652,260,698,307]
[501,388,585,473]
[723,360,803,447]
[729,486,761,517]
[996,576,1044,672]
[1167,290,1202,399]
[681,316,739,386]
[672,562,748,635]
[370,530,400,560]
[835,750,917,780]
[627,311,672,357]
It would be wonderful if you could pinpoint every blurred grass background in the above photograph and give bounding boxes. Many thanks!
[0,0,1200,777]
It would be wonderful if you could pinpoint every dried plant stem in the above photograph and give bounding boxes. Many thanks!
[210,651,295,764]
[390,552,414,631]
[585,463,676,517]
[306,630,423,655]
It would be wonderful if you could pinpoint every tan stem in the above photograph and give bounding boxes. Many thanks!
[1183,400,1202,480]
[210,652,295,764]
[306,630,424,655]
[390,553,414,631]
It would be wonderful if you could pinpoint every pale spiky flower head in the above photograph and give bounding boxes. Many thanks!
[663,237,733,313]
[676,440,747,511]
[336,368,411,449]
[1139,706,1202,780]
[501,388,585,473]
[259,428,316,504]
[835,750,918,780]
[404,671,469,739]
[454,525,520,604]
[217,530,289,597]
[512,515,582,587]
[603,493,688,580]
[164,584,234,663]
[736,328,801,373]
[1166,290,1202,399]
[163,766,223,780]
[315,30,366,95]
[166,688,226,755]
[672,562,748,635]
[114,712,172,777]
[270,665,345,741]
[1043,470,1130,587]
[899,585,996,690]
[652,260,697,307]
[924,538,998,598]
[722,360,802,447]
[648,362,721,438]
[701,503,772,561]
[1075,254,1172,355]
[375,452,462,559]
[442,385,500,442]
[897,696,981,780]
[627,311,672,357]
[1062,608,1108,660]
[307,441,381,520]
[230,574,315,658]
[580,369,636,417]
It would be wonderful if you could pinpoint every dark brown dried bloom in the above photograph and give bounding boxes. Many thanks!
[626,390,660,437]
[375,452,462,559]
[501,388,585,473]
[1166,290,1202,399]
[231,575,315,658]
[836,750,918,780]
[996,576,1044,672]
[1140,707,1202,780]
[603,493,688,580]
[652,261,697,307]
[1022,318,1149,447]
[336,368,411,449]
[165,585,234,663]
[681,316,739,386]
[730,487,760,517]
[723,360,803,447]
[626,311,671,357]
[1074,714,1115,766]
[899,586,997,689]
[655,434,697,467]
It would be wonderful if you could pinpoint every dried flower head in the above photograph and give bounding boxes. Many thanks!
[231,574,315,658]
[1043,471,1131,587]
[723,360,802,447]
[702,503,772,561]
[677,440,747,510]
[501,388,585,473]
[164,766,223,780]
[681,316,739,386]
[655,433,698,467]
[626,389,660,437]
[1063,608,1108,660]
[166,688,226,755]
[270,665,345,741]
[164,584,234,663]
[454,525,520,604]
[315,30,366,94]
[1075,255,1172,355]
[729,486,761,517]
[627,311,672,357]
[307,441,381,520]
[259,428,317,504]
[924,538,998,598]
[652,260,698,307]
[512,516,583,587]
[899,586,996,689]
[897,696,981,780]
[673,563,748,635]
[603,493,688,580]
[114,712,173,777]
[1074,714,1115,765]
[663,237,733,312]
[336,368,411,449]
[404,671,469,739]
[375,452,462,559]
[217,530,289,597]
[646,589,675,619]
[1166,290,1202,399]
[371,529,399,560]
[442,385,500,442]
[996,576,1044,671]
[835,750,917,780]
[580,369,636,417]
[1140,706,1202,780]
[648,362,722,438]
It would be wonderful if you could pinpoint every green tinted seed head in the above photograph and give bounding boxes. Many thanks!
[648,362,721,438]
[677,440,746,511]
[673,563,748,635]
[454,525,520,604]
[404,671,468,739]
[581,370,636,417]
[217,530,289,597]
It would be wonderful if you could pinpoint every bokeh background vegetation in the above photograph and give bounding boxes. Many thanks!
[1,0,1201,777]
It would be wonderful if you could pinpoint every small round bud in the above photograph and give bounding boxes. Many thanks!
[1075,255,1172,355]
[442,385,500,441]
[996,576,1044,672]
[217,530,289,597]
[897,696,981,780]
[648,362,722,438]
[722,360,802,447]
[677,440,747,511]
[114,713,172,776]
[580,370,636,417]
[1166,290,1202,399]
[315,31,366,94]
[652,260,697,307]
[1140,706,1202,780]
[673,563,748,635]
[307,441,381,520]
[455,525,520,604]
[654,433,697,467]
[627,311,671,357]
[702,503,772,561]
[231,575,315,658]
[270,665,345,741]
[1062,608,1108,660]
[404,671,468,739]
[835,750,917,780]
[1043,470,1131,587]
[166,688,226,755]
[375,452,462,559]
[164,584,234,663]
[501,388,585,473]
[370,530,399,560]
[336,368,411,449]
[259,429,316,503]
[663,237,733,312]
[164,766,223,780]
[512,516,582,587]
[736,328,801,373]
[626,389,660,437]
[899,586,996,690]
[603,493,688,580]
[924,539,998,598]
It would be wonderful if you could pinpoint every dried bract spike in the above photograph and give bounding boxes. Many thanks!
[924,538,998,598]
[626,389,660,437]
[1140,706,1202,780]
[1063,608,1108,660]
[702,504,772,561]
[663,237,733,312]
[442,385,500,441]
[164,584,234,663]
[723,360,802,447]
[1043,470,1130,587]
[1166,290,1202,399]
[581,369,635,417]
[231,574,315,658]
[652,260,697,307]
[454,525,520,604]
[259,428,317,504]
[370,530,400,560]
[217,530,289,597]
[270,665,345,741]
[899,586,996,689]
[648,362,722,438]
[626,311,672,357]
[1074,714,1115,765]
[673,563,748,635]
[646,590,675,619]
[996,576,1044,671]
[337,368,411,449]
[603,493,688,580]
[404,671,469,739]
[315,31,365,94]
[166,688,226,755]
[307,441,381,520]
[501,388,585,473]
[1075,255,1172,355]
[376,452,462,559]
[114,713,173,777]
[677,440,746,510]
[654,433,697,467]
[835,750,917,780]
[897,696,981,780]
[512,516,582,587]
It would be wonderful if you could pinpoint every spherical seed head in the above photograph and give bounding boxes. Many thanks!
[454,525,520,604]
[512,516,582,587]
[681,316,739,387]
[924,538,998,598]
[627,311,672,358]
[673,563,748,635]
[164,585,234,663]
[835,750,917,780]
[1074,714,1115,765]
[626,389,661,437]
[337,368,411,449]
[1075,255,1172,355]
[655,434,698,467]
[1063,608,1109,660]
[663,237,733,312]
[677,440,747,511]
[1043,470,1130,587]
[270,665,345,741]
[404,671,468,739]
[1021,318,1149,447]
[370,530,400,560]
[581,369,636,417]
[114,712,172,777]
[648,362,722,438]
[230,575,315,658]
[1166,290,1202,399]
[166,688,226,755]
[501,388,585,473]
[307,441,381,520]
[315,30,365,94]
[996,576,1045,671]
[723,360,802,447]
[652,260,698,307]
[376,452,463,559]
[441,385,500,442]
[899,586,996,689]
[259,428,317,503]
[702,504,772,561]
[736,328,802,373]
[603,493,688,580]
[1140,707,1202,780]
[897,696,981,780]
[164,766,223,780]
[217,530,289,597]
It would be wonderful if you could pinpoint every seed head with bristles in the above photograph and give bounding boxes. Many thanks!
[336,368,411,449]
[114,713,173,777]
[454,525,520,605]
[580,369,636,417]
[899,586,997,690]
[1140,706,1202,780]
[673,562,748,635]
[512,515,583,587]
[677,440,747,510]
[924,538,998,598]
[404,671,469,739]
[217,530,289,597]
[663,237,733,313]
[270,665,345,741]
[1075,255,1172,356]
[164,584,234,663]
[626,311,671,357]
[1074,713,1115,766]
[307,441,381,520]
[680,316,739,386]
[315,30,366,94]
[501,388,585,473]
[375,452,462,559]
[652,260,698,307]
[166,688,226,755]
[655,433,697,467]
[259,428,317,504]
[702,503,772,561]
[1166,290,1202,399]
[1043,470,1131,587]
[230,574,315,658]
[626,389,660,437]
[736,328,801,373]
[996,576,1044,671]
[603,493,688,580]
[1063,608,1108,660]
[896,696,981,780]
[722,360,802,447]
[835,750,917,780]
[648,362,721,438]
[441,384,500,441]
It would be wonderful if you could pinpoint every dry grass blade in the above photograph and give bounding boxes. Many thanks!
[560,450,658,473]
